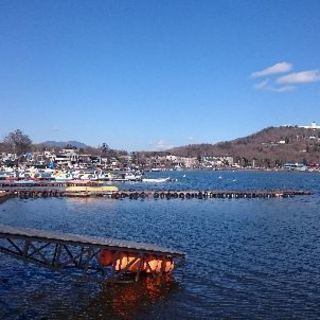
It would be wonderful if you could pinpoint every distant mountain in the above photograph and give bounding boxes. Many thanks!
[168,126,320,166]
[41,140,89,149]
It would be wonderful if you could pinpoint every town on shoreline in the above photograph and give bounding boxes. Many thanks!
[0,143,318,183]
[1,126,320,182]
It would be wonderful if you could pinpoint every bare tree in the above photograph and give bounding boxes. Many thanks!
[3,129,32,156]
[101,142,109,156]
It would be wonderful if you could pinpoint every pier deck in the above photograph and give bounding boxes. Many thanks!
[0,224,184,282]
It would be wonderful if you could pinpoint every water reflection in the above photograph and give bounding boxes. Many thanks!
[64,197,118,207]
[76,275,179,320]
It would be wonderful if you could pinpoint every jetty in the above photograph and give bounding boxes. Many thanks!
[0,224,184,282]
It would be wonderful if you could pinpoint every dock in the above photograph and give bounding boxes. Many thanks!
[0,224,184,282]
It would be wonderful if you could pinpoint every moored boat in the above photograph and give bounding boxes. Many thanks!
[142,177,170,183]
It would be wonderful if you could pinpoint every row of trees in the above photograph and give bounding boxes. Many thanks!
[0,130,126,159]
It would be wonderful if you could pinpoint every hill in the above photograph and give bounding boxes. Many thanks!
[169,126,320,167]
[41,140,89,149]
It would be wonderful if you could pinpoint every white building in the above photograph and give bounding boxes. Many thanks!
[299,121,320,129]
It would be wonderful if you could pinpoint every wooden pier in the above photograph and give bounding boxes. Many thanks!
[0,224,184,282]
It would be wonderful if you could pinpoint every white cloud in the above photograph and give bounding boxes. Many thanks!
[276,70,320,84]
[251,62,293,78]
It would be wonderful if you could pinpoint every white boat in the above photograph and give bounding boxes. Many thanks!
[54,173,74,181]
[125,173,142,181]
[79,173,98,181]
[142,177,170,183]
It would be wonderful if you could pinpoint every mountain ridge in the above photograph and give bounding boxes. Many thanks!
[167,126,320,166]
[40,140,89,149]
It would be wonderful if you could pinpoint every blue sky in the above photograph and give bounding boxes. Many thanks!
[1,0,320,151]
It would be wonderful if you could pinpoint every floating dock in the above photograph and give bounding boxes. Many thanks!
[0,224,184,282]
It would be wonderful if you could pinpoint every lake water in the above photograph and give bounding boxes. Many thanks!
[1,171,320,319]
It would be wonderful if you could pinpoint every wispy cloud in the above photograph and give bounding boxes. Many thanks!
[268,85,295,93]
[254,79,269,90]
[254,78,295,93]
[276,70,320,84]
[250,61,320,93]
[151,139,175,151]
[50,126,62,132]
[251,62,293,78]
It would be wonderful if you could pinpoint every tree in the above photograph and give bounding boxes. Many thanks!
[101,142,109,156]
[264,158,271,168]
[241,157,249,167]
[3,129,32,156]
[275,159,282,168]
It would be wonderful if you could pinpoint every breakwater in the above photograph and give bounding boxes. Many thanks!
[0,188,311,199]
[0,191,12,204]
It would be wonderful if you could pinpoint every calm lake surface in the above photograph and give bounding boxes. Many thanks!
[1,171,320,319]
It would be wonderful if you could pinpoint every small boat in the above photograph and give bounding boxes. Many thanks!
[113,172,142,182]
[142,177,170,183]
[55,173,74,181]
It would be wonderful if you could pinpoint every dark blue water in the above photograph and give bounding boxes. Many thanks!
[1,171,320,319]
